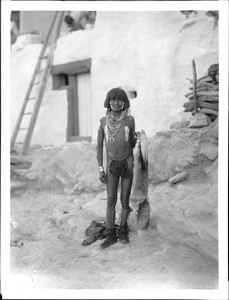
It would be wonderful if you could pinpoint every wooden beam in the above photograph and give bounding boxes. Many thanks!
[51,59,91,76]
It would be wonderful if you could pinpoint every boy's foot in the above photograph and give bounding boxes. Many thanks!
[100,228,117,249]
[118,224,129,244]
[100,238,117,249]
[119,234,129,244]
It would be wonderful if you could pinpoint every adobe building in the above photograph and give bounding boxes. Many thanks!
[11,11,218,150]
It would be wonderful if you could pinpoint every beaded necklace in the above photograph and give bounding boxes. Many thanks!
[106,110,126,142]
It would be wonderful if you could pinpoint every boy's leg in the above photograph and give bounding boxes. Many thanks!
[100,161,119,249]
[106,166,119,229]
[119,156,134,244]
[120,156,134,226]
[120,174,133,226]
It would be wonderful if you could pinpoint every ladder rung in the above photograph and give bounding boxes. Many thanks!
[15,142,23,144]
[24,112,32,115]
[37,69,45,73]
[33,82,41,86]
[41,55,48,59]
[28,97,36,101]
[19,128,28,131]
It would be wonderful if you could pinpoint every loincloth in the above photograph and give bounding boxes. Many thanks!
[109,158,132,178]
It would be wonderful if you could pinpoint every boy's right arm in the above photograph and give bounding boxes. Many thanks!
[96,120,106,183]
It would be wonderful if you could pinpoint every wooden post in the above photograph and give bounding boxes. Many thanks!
[192,59,198,114]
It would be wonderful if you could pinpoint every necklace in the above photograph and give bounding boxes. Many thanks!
[106,115,124,142]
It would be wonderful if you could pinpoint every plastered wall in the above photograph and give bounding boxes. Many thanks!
[11,11,218,148]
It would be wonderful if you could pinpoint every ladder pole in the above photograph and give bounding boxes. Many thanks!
[49,11,65,66]
[21,64,50,155]
[21,12,65,155]
[10,12,59,151]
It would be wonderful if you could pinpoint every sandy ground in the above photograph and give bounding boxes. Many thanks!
[10,188,218,291]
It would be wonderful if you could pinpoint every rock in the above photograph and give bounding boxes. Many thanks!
[156,130,174,138]
[209,117,218,139]
[10,239,24,247]
[12,168,38,181]
[200,142,218,160]
[24,170,38,181]
[51,203,80,232]
[22,144,102,192]
[11,219,19,229]
[148,173,218,260]
[148,120,218,184]
[12,168,28,177]
[169,171,188,184]
[188,112,211,128]
[82,192,115,219]
[10,155,32,169]
[170,120,190,129]
[11,180,26,192]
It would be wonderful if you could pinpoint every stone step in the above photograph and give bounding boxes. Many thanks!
[12,168,28,177]
[11,168,38,181]
[10,155,32,169]
[11,180,27,192]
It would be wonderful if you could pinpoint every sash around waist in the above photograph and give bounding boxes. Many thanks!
[107,155,134,178]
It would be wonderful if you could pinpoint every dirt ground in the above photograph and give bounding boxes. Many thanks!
[10,187,218,291]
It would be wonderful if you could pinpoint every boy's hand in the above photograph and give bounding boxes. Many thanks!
[99,171,107,184]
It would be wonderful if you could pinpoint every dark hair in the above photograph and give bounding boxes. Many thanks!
[104,87,130,109]
[64,15,74,26]
[208,63,219,81]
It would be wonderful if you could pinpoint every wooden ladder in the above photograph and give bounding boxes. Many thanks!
[11,11,65,156]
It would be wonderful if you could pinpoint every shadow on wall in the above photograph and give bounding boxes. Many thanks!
[11,11,20,45]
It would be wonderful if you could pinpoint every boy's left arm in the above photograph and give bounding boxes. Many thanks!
[130,117,137,148]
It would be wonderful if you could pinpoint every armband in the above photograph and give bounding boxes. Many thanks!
[99,166,104,172]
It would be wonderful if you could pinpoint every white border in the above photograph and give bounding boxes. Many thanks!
[1,1,228,299]
[1,0,226,11]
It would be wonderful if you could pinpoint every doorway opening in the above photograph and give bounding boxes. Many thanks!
[51,59,92,142]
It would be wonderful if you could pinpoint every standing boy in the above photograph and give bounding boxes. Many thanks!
[96,87,136,249]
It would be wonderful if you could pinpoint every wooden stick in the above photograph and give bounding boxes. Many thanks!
[185,99,218,109]
[188,94,219,101]
[185,87,209,97]
[192,60,198,114]
[183,100,195,110]
[188,86,207,91]
[183,100,193,108]
[185,91,195,97]
[196,96,219,102]
[186,77,219,90]
[196,91,219,96]
[198,101,219,110]
[199,108,218,116]
[184,107,194,112]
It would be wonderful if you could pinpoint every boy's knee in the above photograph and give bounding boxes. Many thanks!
[107,197,117,208]
[122,204,129,210]
[120,197,130,209]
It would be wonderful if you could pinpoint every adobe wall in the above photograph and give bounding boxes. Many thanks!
[54,11,219,140]
[11,11,218,148]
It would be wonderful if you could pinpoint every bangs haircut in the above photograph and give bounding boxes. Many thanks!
[104,87,130,109]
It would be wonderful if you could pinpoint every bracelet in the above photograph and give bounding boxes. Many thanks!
[99,166,104,172]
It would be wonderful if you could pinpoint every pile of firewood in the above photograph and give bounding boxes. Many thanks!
[183,61,219,122]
